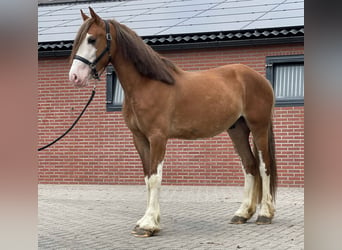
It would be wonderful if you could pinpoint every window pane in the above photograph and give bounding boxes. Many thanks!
[106,67,124,111]
[274,63,304,100]
[113,80,124,105]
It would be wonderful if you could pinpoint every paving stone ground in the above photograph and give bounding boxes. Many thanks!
[38,185,304,250]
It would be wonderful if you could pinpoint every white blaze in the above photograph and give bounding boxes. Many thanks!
[69,33,97,87]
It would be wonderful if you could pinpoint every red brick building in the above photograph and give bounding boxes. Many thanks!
[38,0,304,187]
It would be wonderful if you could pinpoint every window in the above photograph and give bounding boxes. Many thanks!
[266,55,304,106]
[106,66,124,111]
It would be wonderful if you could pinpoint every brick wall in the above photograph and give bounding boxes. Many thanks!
[38,43,304,187]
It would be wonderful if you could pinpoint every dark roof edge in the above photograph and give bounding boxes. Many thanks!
[150,36,304,51]
[39,26,304,58]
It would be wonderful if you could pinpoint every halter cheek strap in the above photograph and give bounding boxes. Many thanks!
[73,20,112,80]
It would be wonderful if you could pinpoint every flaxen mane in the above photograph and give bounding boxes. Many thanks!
[110,20,178,85]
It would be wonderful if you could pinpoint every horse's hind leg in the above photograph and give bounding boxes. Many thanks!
[228,117,261,224]
[249,119,277,224]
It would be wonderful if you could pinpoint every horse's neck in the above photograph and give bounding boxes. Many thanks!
[111,54,142,96]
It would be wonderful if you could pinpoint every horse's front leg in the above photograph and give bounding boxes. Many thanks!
[132,133,167,237]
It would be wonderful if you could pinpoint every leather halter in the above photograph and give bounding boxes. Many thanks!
[73,20,112,80]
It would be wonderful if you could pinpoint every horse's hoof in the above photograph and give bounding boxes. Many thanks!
[230,216,248,224]
[256,216,272,225]
[131,226,159,237]
[131,225,140,234]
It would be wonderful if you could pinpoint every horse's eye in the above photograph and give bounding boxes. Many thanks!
[88,37,96,44]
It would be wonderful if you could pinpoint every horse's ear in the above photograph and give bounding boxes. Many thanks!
[80,9,89,21]
[89,7,101,24]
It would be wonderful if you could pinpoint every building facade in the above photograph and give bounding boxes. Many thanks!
[38,0,304,187]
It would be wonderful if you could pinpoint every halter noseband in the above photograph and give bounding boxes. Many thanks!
[73,20,112,80]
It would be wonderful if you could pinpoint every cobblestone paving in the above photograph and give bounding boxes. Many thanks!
[38,185,304,250]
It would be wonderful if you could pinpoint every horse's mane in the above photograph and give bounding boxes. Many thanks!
[109,20,178,85]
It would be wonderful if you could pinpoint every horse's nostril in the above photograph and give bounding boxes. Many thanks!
[72,74,78,82]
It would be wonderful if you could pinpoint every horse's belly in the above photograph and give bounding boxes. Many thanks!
[169,113,239,140]
[171,128,223,140]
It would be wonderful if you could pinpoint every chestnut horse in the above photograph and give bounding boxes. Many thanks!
[69,8,277,237]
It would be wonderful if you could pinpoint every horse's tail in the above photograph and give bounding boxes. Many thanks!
[268,120,277,201]
[252,119,277,204]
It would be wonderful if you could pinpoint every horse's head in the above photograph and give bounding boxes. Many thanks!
[69,7,114,87]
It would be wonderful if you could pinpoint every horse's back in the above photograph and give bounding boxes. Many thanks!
[216,64,273,95]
